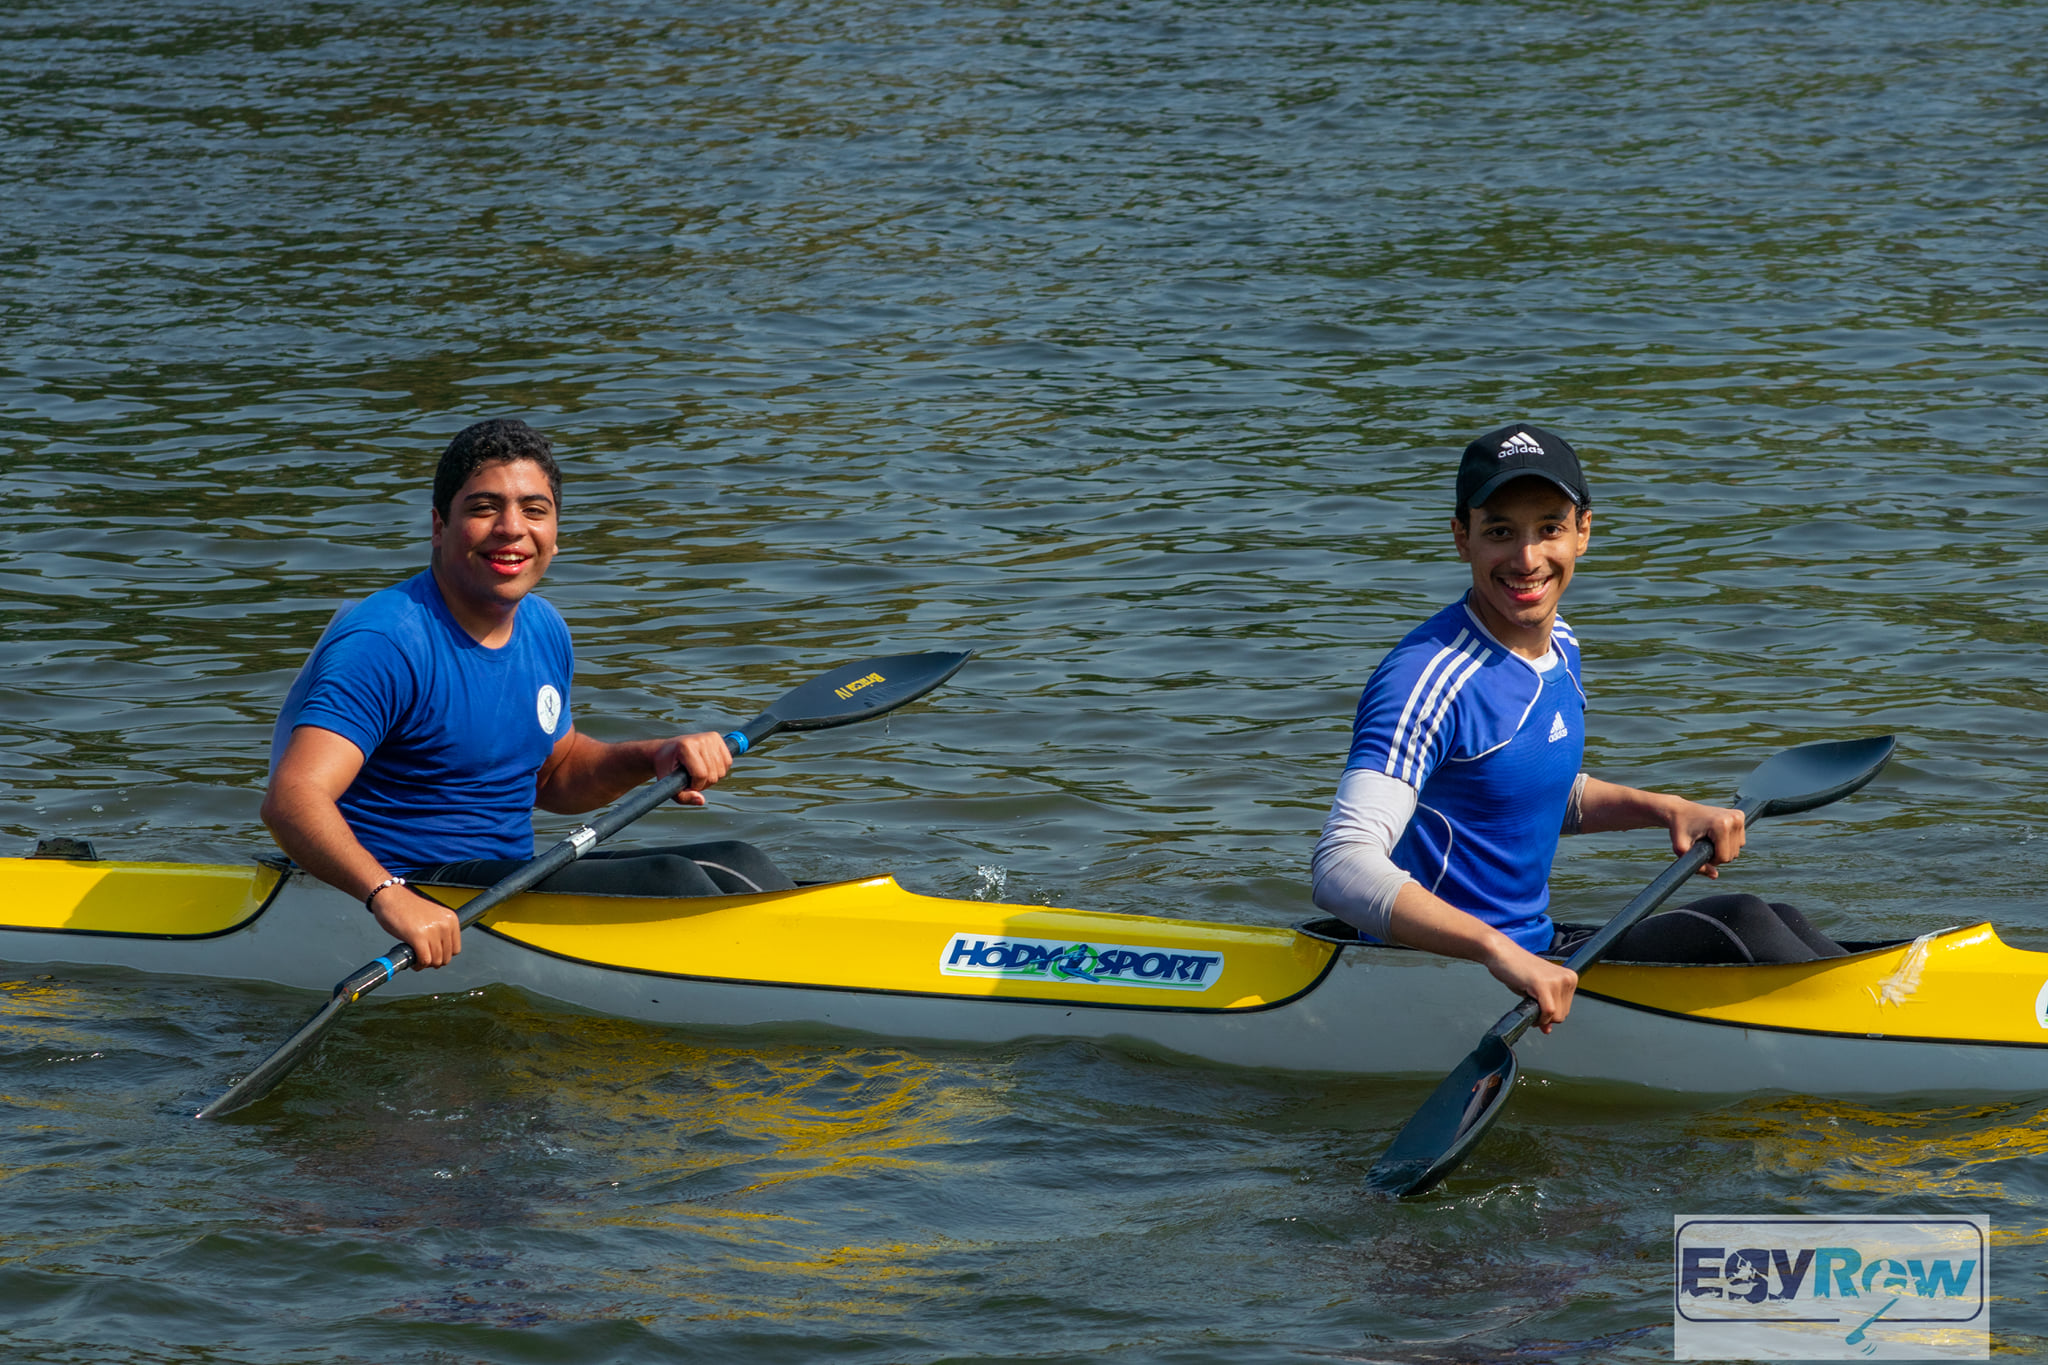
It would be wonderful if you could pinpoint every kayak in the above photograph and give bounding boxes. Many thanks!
[9,851,2048,1095]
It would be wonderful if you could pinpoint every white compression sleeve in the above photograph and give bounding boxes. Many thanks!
[1562,772,1587,836]
[1310,768,1420,942]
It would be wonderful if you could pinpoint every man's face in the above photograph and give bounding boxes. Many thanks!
[430,458,558,614]
[1452,479,1591,646]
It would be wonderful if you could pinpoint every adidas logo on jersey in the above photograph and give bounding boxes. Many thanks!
[1498,430,1545,460]
[1548,710,1569,742]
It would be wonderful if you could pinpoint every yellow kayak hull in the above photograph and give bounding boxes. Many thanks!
[1581,924,2048,1049]
[437,875,1336,1011]
[7,856,2048,1092]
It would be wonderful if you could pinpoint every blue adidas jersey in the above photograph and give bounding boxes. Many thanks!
[1344,596,1586,952]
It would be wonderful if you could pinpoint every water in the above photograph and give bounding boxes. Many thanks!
[3,0,2046,1359]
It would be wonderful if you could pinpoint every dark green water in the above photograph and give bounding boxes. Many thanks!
[3,1,2045,1359]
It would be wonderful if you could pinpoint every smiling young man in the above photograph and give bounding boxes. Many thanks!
[264,419,792,970]
[1311,424,1843,1031]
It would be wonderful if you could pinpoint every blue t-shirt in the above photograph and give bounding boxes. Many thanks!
[1344,597,1587,952]
[269,570,575,876]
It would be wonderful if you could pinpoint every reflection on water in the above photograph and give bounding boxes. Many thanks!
[244,996,998,1324]
[1711,1094,2048,1208]
[4,0,2048,1358]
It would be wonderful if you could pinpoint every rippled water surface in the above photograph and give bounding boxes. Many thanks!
[4,1,2047,1360]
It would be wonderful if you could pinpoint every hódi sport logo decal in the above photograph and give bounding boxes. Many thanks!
[940,933,1223,992]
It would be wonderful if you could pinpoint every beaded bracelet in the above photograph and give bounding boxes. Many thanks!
[365,875,406,911]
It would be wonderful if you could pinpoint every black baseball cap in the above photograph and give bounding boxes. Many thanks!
[1455,423,1590,514]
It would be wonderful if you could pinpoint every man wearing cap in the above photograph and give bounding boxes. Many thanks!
[1310,423,1843,1031]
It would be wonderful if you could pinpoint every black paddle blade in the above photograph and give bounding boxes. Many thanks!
[194,991,351,1119]
[759,651,972,732]
[1366,1035,1519,1197]
[1737,735,1896,818]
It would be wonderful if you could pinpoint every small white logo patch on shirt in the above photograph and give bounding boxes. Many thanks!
[536,684,562,735]
[1548,710,1569,742]
[1498,430,1544,460]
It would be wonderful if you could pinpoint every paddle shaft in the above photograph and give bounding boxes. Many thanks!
[196,728,765,1121]
[196,649,970,1120]
[330,719,771,1000]
[1485,791,1770,1050]
[1366,736,1896,1197]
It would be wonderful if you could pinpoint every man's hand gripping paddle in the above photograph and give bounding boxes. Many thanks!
[1364,735,1897,1198]
[196,650,971,1120]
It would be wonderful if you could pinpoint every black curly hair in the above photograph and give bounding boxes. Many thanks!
[432,419,562,521]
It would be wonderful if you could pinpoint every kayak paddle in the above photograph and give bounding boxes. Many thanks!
[1364,734,1897,1197]
[196,649,972,1120]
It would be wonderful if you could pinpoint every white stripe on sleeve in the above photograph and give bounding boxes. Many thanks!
[1399,644,1485,785]
[1383,630,1469,779]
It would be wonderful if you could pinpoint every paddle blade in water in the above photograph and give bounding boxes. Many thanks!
[1366,1035,1518,1197]
[195,992,351,1119]
[758,651,971,732]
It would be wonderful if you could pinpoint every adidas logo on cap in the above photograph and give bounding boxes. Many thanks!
[1456,422,1590,514]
